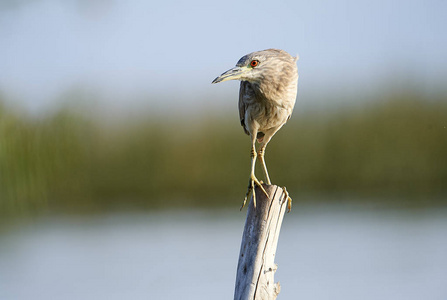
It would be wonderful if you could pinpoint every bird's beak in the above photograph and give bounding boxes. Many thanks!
[212,66,246,84]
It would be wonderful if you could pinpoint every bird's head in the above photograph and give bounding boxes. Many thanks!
[212,49,298,85]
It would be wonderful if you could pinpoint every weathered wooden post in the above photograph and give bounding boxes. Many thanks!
[234,184,289,300]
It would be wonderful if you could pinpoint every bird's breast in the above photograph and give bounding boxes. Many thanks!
[247,100,292,132]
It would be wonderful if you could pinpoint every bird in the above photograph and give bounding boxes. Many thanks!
[212,49,299,211]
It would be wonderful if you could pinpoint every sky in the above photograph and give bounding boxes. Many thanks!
[0,0,446,114]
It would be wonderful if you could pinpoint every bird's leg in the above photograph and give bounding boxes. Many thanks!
[241,143,269,210]
[258,143,271,185]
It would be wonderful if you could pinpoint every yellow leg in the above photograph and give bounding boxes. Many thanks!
[258,144,271,185]
[241,143,269,210]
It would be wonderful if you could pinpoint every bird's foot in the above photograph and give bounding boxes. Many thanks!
[282,186,292,212]
[240,176,269,210]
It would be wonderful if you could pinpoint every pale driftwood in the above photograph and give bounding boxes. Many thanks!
[234,184,288,300]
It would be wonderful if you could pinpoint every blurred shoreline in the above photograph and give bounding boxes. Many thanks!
[1,89,446,222]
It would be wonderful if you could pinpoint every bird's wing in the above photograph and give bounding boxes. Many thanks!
[238,81,250,136]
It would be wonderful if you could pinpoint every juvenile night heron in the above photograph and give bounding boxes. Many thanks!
[212,49,298,211]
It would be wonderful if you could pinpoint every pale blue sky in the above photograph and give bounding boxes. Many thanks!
[1,0,446,114]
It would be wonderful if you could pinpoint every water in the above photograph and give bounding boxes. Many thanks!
[0,206,446,300]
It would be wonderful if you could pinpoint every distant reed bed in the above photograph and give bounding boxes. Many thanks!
[1,92,446,218]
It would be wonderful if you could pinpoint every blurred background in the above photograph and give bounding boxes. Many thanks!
[0,0,446,299]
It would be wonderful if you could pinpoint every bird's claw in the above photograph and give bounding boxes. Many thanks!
[240,177,269,210]
[282,186,292,212]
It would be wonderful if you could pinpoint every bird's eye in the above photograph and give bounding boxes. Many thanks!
[250,60,259,67]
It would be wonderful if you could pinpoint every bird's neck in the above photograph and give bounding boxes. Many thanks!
[252,79,285,104]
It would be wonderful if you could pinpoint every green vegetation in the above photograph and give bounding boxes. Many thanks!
[1,92,446,219]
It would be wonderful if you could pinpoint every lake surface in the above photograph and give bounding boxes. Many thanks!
[1,205,446,300]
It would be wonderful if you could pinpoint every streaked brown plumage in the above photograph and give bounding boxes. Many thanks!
[212,49,299,210]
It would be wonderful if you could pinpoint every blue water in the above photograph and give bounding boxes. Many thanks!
[1,206,446,300]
